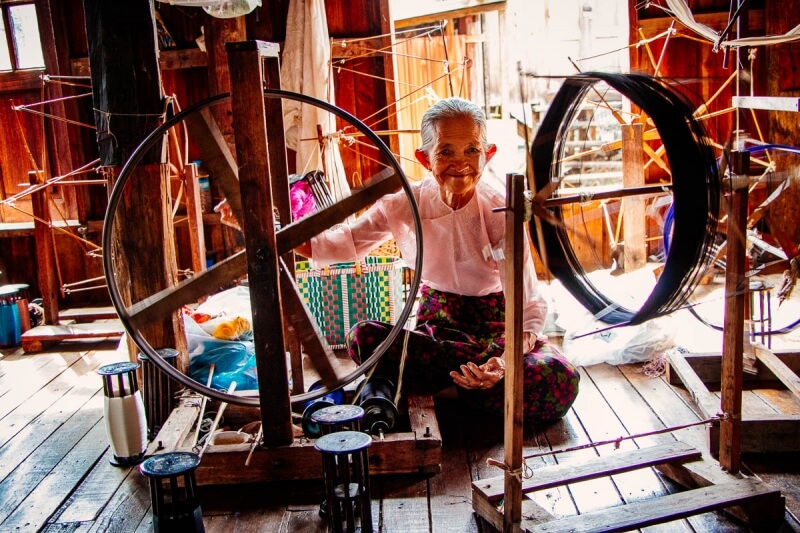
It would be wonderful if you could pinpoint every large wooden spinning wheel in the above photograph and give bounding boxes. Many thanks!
[102,43,422,449]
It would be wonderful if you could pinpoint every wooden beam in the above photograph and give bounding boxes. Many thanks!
[503,174,525,531]
[622,123,646,271]
[226,40,293,447]
[393,0,506,28]
[719,171,749,473]
[29,171,59,325]
[636,9,765,37]
[69,48,208,78]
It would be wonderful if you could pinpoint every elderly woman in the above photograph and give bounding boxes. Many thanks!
[308,97,579,423]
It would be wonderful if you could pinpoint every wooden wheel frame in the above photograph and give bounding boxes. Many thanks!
[102,89,423,409]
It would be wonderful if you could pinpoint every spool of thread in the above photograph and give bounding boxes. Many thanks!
[0,286,21,348]
[302,380,346,438]
[97,362,148,466]
[356,377,398,436]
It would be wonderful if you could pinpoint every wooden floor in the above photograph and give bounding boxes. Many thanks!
[2,335,800,532]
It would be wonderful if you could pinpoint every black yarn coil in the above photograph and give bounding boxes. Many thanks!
[531,72,721,326]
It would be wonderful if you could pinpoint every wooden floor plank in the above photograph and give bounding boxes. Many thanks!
[589,364,718,531]
[0,347,109,451]
[427,398,479,532]
[50,447,133,524]
[0,350,87,419]
[526,478,782,533]
[85,468,151,533]
[0,390,104,526]
[0,375,104,484]
[542,367,625,516]
[1,420,109,531]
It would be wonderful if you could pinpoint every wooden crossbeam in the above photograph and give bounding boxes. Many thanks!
[473,441,702,503]
[522,478,783,533]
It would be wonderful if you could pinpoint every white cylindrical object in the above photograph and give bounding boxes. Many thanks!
[97,361,148,466]
[104,392,148,458]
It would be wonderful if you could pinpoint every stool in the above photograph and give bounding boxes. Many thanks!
[138,348,181,440]
[139,452,204,533]
[315,431,373,533]
[97,361,148,466]
[311,404,365,436]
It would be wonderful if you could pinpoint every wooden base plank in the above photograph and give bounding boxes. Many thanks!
[667,351,800,453]
[147,391,442,485]
[59,307,119,322]
[22,322,125,353]
[473,441,702,503]
[524,478,784,533]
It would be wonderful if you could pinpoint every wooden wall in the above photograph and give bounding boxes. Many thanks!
[2,0,797,314]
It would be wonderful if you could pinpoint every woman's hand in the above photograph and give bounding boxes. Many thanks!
[450,356,505,390]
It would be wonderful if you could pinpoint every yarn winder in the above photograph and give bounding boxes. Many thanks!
[103,41,441,484]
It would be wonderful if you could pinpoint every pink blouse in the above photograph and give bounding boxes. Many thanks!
[310,177,547,335]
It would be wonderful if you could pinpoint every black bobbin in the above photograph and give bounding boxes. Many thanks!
[315,431,373,533]
[139,452,204,533]
[138,348,180,440]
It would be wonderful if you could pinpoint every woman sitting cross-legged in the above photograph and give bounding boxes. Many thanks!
[300,97,580,424]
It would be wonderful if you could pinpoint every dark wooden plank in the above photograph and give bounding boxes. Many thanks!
[84,468,151,533]
[427,399,480,532]
[227,41,293,447]
[0,348,107,457]
[0,389,105,526]
[1,420,109,530]
[525,478,783,533]
[49,448,132,525]
[375,474,430,532]
[755,346,800,397]
[475,441,700,502]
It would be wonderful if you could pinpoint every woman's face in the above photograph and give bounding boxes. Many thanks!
[415,115,497,204]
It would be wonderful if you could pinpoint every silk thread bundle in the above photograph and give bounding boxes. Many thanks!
[531,72,721,326]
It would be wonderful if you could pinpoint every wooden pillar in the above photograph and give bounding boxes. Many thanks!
[719,151,750,473]
[226,41,294,447]
[503,173,525,531]
[622,122,646,271]
[29,170,59,325]
[183,163,207,276]
[83,0,187,365]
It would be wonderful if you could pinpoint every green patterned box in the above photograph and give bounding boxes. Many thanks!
[295,257,406,349]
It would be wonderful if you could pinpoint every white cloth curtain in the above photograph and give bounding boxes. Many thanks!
[280,0,350,203]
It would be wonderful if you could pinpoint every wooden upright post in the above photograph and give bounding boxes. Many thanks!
[719,151,750,473]
[83,0,187,363]
[226,41,294,447]
[621,123,646,271]
[29,170,59,325]
[503,173,526,532]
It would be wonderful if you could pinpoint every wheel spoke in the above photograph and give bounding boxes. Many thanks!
[127,251,247,330]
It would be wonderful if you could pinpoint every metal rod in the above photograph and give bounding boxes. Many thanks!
[541,183,672,207]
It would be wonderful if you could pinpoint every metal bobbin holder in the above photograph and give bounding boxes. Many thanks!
[139,451,205,532]
[315,431,374,533]
[310,403,365,437]
[137,348,181,440]
[302,380,347,438]
[97,361,148,466]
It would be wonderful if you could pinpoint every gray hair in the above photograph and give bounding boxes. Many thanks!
[418,98,489,153]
